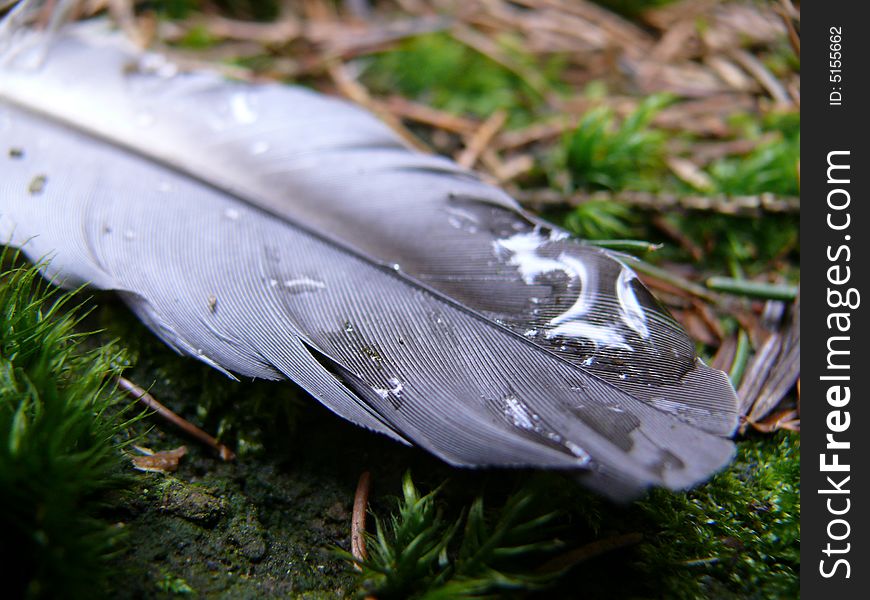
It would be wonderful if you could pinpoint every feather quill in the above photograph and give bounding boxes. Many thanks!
[0,18,738,500]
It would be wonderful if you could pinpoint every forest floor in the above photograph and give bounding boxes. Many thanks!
[2,1,800,598]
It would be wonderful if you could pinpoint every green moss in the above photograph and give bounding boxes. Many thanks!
[148,0,202,20]
[156,572,195,595]
[563,94,672,192]
[362,33,561,124]
[157,478,229,525]
[175,24,219,50]
[349,472,564,599]
[563,200,636,241]
[0,258,135,598]
[347,435,799,600]
[707,112,800,197]
[640,110,800,269]
[635,433,800,598]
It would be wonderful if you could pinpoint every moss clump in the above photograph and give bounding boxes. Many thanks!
[349,472,565,599]
[362,33,560,124]
[707,112,800,197]
[563,94,673,192]
[350,434,799,599]
[0,258,134,598]
[635,432,800,598]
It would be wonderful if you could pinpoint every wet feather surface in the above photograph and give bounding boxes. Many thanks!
[0,22,739,500]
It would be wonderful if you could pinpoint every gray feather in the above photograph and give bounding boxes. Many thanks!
[0,22,738,500]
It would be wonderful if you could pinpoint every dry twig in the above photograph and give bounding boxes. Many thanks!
[117,376,236,461]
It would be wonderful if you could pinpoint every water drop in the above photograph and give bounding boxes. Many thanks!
[263,245,281,263]
[387,377,404,397]
[548,228,570,242]
[230,93,257,124]
[124,230,137,240]
[445,207,480,233]
[224,208,240,220]
[502,395,533,430]
[138,53,178,78]
[564,441,591,465]
[282,277,326,294]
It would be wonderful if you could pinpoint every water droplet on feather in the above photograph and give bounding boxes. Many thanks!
[502,395,534,430]
[386,377,404,397]
[282,277,326,294]
[230,93,257,124]
[564,441,592,465]
[138,53,178,78]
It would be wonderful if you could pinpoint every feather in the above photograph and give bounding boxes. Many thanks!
[0,19,738,500]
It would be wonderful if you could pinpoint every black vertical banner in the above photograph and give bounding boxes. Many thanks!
[803,1,870,598]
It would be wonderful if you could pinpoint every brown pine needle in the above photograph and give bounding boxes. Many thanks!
[116,376,236,461]
[351,471,372,570]
[457,110,507,169]
[384,96,478,135]
[749,409,800,433]
[327,61,430,153]
[730,49,792,108]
